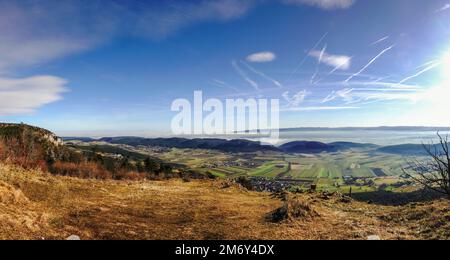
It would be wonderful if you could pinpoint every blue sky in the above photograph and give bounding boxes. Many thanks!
[1,0,450,136]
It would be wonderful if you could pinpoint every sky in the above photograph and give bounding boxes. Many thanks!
[1,0,450,136]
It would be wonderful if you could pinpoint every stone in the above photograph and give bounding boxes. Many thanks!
[367,235,381,240]
[66,235,81,240]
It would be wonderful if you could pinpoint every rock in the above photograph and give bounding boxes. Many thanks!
[66,235,81,240]
[367,235,381,240]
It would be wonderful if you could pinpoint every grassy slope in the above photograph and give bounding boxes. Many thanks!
[0,163,448,240]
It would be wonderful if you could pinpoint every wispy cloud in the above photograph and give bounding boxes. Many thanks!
[0,0,356,72]
[339,81,421,90]
[0,76,67,115]
[241,62,283,88]
[291,32,329,76]
[321,88,354,103]
[246,52,276,63]
[370,36,389,46]
[211,79,241,92]
[320,81,423,105]
[282,90,310,107]
[135,0,257,39]
[308,49,351,71]
[281,0,356,10]
[0,0,258,72]
[0,0,359,116]
[0,1,113,72]
[435,3,450,13]
[397,61,441,85]
[344,45,395,83]
[232,60,259,90]
[281,106,358,112]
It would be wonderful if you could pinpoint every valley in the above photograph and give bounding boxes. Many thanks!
[69,138,422,195]
[1,124,448,240]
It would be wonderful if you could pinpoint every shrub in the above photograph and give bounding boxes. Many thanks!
[235,176,254,190]
[50,162,112,180]
[266,197,319,223]
[115,171,147,181]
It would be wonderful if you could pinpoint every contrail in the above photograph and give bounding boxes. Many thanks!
[318,44,328,64]
[415,59,439,70]
[345,45,395,83]
[370,75,393,83]
[370,36,389,46]
[232,60,259,90]
[310,44,327,84]
[328,60,351,76]
[310,69,319,84]
[240,61,283,88]
[397,61,441,85]
[211,79,240,92]
[290,32,328,77]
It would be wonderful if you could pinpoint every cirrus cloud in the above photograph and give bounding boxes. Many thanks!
[0,0,355,72]
[246,52,277,63]
[308,50,351,71]
[0,76,67,115]
[281,0,356,10]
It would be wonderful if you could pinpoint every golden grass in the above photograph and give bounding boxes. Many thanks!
[0,163,447,240]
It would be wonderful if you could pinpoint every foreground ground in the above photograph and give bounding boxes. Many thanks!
[0,164,448,240]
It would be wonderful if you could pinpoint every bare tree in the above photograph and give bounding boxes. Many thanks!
[403,133,450,198]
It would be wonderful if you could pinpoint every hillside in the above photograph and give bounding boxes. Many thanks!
[0,163,448,240]
[0,123,64,167]
[69,135,438,155]
[376,143,447,155]
[0,123,63,147]
[280,141,337,153]
[96,137,279,153]
[0,123,201,180]
[279,141,376,153]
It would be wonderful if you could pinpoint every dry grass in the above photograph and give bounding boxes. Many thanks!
[0,163,448,240]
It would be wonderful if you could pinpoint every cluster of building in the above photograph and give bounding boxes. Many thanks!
[242,177,312,193]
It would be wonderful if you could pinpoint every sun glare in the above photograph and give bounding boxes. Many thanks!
[442,52,450,79]
[413,51,450,125]
[420,51,450,121]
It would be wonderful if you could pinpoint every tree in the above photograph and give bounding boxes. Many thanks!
[403,133,450,198]
[160,164,173,174]
[144,157,159,173]
[136,161,145,173]
[121,156,132,171]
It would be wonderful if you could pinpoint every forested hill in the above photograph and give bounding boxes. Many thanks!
[95,137,279,153]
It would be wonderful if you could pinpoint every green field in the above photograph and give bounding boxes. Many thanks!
[249,161,290,178]
[80,141,420,191]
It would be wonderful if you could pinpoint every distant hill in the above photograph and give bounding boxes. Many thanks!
[96,137,279,153]
[63,137,97,142]
[329,142,379,149]
[376,144,445,155]
[279,141,377,153]
[70,136,384,154]
[280,126,450,132]
[279,141,337,153]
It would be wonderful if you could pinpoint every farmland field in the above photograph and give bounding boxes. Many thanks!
[73,140,423,193]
